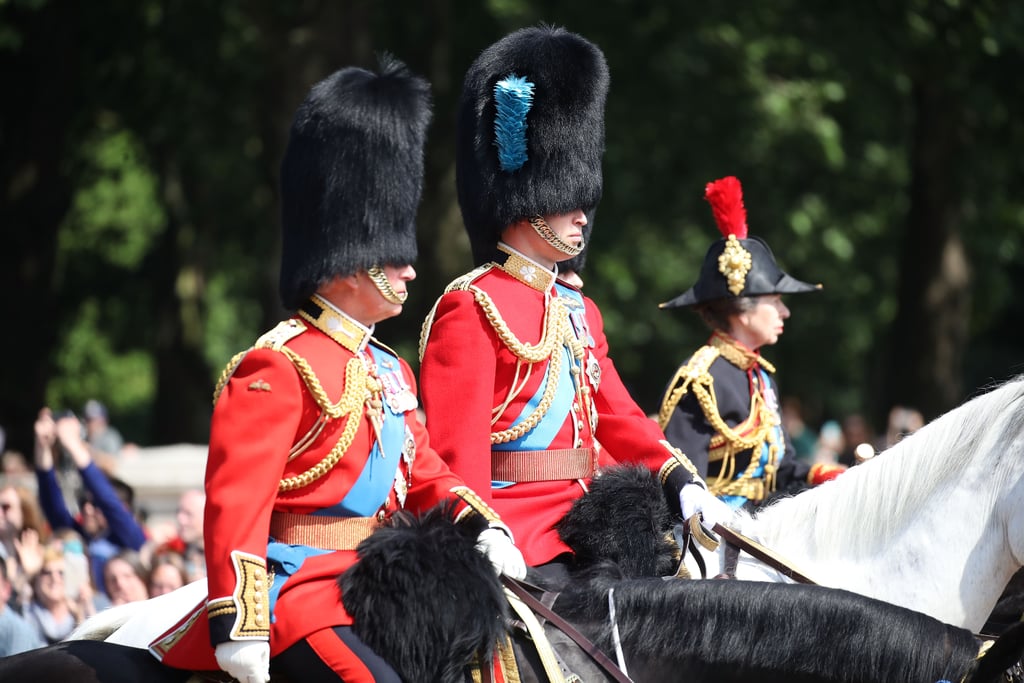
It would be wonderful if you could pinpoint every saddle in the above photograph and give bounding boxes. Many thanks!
[476,575,632,683]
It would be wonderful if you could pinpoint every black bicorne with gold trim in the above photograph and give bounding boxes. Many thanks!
[278,55,431,310]
[660,176,820,309]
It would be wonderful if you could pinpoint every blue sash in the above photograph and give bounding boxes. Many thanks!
[493,286,586,453]
[329,345,407,516]
[266,345,410,612]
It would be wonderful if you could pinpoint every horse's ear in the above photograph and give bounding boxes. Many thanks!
[556,465,678,578]
[966,621,1024,683]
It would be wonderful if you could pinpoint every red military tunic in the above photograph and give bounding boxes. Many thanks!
[152,295,500,670]
[419,244,701,566]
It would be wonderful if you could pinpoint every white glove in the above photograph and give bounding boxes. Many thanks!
[679,483,735,530]
[214,640,270,683]
[476,526,528,580]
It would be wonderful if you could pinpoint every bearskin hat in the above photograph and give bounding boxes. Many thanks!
[660,176,820,309]
[456,25,609,266]
[278,55,431,310]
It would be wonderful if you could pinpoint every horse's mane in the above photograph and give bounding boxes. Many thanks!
[745,374,1024,560]
[554,576,980,683]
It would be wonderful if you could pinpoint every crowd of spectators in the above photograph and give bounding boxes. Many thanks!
[0,401,206,656]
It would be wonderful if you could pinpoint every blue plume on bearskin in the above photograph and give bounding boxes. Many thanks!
[339,502,508,683]
[457,24,609,266]
[493,75,534,172]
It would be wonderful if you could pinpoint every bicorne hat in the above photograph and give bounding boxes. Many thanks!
[660,176,820,309]
[456,25,609,266]
[278,55,431,310]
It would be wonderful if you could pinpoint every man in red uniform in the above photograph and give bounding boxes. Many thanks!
[149,56,525,683]
[418,26,731,569]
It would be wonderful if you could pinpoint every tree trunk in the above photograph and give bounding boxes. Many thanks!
[886,77,970,420]
[0,5,78,454]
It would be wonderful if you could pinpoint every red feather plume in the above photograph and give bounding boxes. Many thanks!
[704,176,748,239]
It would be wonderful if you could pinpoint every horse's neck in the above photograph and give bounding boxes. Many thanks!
[737,395,1024,631]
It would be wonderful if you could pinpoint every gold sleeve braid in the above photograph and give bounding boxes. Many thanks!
[450,486,503,525]
[211,320,382,494]
[657,440,704,487]
[206,550,270,640]
[658,345,779,499]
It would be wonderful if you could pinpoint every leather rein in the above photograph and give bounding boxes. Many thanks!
[676,516,818,585]
[501,575,634,683]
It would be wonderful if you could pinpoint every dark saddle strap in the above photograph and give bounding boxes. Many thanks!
[502,576,633,683]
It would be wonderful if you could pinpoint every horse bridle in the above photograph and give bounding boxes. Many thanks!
[500,576,634,683]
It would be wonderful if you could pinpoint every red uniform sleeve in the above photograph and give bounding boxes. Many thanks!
[419,291,500,507]
[204,349,301,603]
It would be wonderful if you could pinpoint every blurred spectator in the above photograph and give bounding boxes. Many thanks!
[102,549,149,606]
[781,396,818,463]
[0,483,49,562]
[813,419,845,464]
[22,545,94,644]
[885,405,924,448]
[837,413,878,467]
[82,399,124,465]
[0,556,43,655]
[1,451,33,488]
[33,408,147,600]
[0,483,50,609]
[183,544,207,584]
[175,489,204,554]
[148,551,188,597]
[50,527,95,608]
[141,488,207,581]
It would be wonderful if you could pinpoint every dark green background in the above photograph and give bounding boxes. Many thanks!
[2,0,1022,454]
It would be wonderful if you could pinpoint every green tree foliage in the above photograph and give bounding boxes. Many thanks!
[1,0,1021,453]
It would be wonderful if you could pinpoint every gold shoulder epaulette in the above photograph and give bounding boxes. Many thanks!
[255,319,307,351]
[656,345,721,429]
[419,265,495,361]
[212,320,308,405]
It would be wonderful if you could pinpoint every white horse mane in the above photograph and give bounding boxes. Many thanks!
[740,374,1024,562]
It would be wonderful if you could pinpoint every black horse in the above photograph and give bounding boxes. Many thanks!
[2,466,1023,683]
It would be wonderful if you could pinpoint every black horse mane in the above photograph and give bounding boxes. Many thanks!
[552,575,982,683]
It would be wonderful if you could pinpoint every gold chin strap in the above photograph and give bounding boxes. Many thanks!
[367,265,407,304]
[529,216,584,257]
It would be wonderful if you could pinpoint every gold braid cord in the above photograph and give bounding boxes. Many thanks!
[657,345,779,500]
[450,486,502,525]
[474,288,585,445]
[419,269,588,447]
[209,323,381,494]
[277,350,381,492]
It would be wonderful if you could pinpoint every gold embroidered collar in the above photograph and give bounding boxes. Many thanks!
[298,294,373,353]
[710,331,776,374]
[496,243,557,293]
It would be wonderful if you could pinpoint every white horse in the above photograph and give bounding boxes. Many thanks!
[691,374,1024,632]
